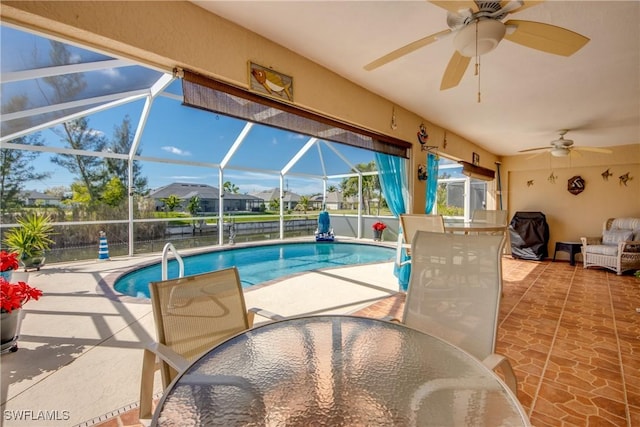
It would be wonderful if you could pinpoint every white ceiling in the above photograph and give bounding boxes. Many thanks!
[193,0,640,156]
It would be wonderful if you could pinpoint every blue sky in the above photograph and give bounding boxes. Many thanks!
[2,25,376,196]
[26,94,376,195]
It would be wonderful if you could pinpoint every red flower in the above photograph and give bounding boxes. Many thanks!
[0,251,19,273]
[372,222,387,231]
[0,277,42,313]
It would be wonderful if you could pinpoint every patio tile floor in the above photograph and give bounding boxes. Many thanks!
[93,257,639,427]
[2,251,637,427]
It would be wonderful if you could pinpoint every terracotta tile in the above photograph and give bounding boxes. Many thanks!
[91,258,636,426]
[629,405,640,427]
[93,419,120,427]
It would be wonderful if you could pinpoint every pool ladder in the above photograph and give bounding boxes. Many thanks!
[161,242,184,280]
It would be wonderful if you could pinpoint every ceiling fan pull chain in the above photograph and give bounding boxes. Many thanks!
[475,21,479,77]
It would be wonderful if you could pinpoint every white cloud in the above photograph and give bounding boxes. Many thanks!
[101,68,122,79]
[161,146,191,156]
[170,175,201,180]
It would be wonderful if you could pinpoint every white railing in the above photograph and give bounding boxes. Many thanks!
[161,242,184,280]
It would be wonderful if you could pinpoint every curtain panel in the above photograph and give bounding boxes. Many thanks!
[375,152,410,290]
[425,152,438,214]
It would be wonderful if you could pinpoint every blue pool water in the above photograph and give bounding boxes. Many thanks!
[115,242,394,298]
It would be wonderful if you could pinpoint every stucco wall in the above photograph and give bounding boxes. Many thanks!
[502,144,640,260]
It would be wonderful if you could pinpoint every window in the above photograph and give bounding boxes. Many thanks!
[436,157,487,221]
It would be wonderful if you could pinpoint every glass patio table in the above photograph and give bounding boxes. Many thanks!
[152,315,530,426]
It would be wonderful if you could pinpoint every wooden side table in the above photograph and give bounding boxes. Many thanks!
[553,241,582,266]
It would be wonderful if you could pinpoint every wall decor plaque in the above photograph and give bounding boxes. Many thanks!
[248,62,293,102]
[567,175,585,195]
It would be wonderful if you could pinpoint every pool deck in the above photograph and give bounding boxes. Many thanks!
[0,238,399,427]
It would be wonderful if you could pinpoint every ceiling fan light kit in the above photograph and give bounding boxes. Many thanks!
[519,129,614,157]
[551,147,570,157]
[453,19,506,57]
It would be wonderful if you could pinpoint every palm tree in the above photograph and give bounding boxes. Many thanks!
[162,194,182,212]
[295,195,310,214]
[223,181,239,194]
[187,196,201,234]
[340,161,380,215]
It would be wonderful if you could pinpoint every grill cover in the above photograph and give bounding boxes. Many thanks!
[509,211,549,261]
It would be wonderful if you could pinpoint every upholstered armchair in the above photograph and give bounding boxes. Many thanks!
[581,218,640,275]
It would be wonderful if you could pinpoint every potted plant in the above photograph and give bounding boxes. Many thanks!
[1,275,42,353]
[372,221,387,241]
[3,213,55,271]
[0,250,20,282]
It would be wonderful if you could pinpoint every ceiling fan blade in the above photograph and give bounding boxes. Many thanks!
[364,29,452,71]
[518,146,551,153]
[503,20,590,56]
[429,1,478,14]
[440,51,471,90]
[526,151,547,159]
[574,146,613,154]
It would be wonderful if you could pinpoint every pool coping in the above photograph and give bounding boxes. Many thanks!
[96,237,396,304]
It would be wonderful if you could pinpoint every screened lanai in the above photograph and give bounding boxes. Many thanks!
[1,24,417,259]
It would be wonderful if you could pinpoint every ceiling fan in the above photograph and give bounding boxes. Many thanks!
[364,1,590,91]
[518,130,613,157]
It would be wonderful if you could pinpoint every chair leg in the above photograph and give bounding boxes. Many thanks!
[139,348,157,421]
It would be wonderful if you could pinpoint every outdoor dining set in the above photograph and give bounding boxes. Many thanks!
[140,211,531,426]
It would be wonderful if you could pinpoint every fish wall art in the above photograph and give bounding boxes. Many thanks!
[249,62,293,102]
[619,172,633,186]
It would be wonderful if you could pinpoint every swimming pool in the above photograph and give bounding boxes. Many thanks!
[114,242,394,298]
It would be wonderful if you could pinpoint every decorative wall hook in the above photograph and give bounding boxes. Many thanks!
[601,168,613,181]
[548,172,557,184]
[390,106,398,130]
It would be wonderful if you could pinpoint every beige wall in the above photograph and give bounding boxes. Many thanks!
[2,1,639,253]
[502,144,640,259]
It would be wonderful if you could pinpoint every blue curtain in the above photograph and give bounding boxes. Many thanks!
[425,153,438,214]
[374,152,410,290]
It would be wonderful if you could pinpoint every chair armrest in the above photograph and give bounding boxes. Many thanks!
[482,353,518,396]
[580,236,602,246]
[620,240,640,253]
[145,342,191,371]
[139,342,190,421]
[247,307,286,327]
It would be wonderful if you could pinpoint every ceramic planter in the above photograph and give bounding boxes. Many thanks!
[1,308,21,353]
[20,255,46,272]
